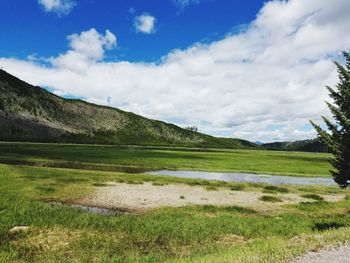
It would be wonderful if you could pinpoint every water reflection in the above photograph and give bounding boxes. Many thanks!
[146,170,335,186]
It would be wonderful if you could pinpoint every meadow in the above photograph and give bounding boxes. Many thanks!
[1,142,349,263]
[0,142,332,177]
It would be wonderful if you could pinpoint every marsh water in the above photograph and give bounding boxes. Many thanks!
[146,170,335,186]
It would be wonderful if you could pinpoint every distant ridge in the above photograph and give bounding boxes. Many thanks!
[262,139,327,153]
[0,69,256,148]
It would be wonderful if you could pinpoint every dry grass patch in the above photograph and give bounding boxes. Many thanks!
[11,227,83,254]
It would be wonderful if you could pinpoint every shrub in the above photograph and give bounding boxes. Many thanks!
[230,185,246,191]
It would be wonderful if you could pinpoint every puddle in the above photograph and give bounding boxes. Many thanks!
[50,202,126,216]
[146,170,336,186]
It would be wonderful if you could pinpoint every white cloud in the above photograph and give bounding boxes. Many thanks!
[2,0,350,142]
[38,0,76,15]
[134,14,156,34]
[52,28,117,72]
[172,0,201,8]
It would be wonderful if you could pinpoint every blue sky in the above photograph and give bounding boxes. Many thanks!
[1,0,350,142]
[0,0,264,62]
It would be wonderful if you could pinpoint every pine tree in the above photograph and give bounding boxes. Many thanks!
[310,52,350,188]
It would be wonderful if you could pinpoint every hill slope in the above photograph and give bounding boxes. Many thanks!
[0,69,256,148]
[262,139,327,153]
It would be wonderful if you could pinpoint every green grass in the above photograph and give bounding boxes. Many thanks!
[263,185,289,193]
[1,164,350,262]
[0,142,347,262]
[0,142,332,177]
[259,195,283,202]
[301,194,324,201]
[204,185,218,191]
[174,228,350,263]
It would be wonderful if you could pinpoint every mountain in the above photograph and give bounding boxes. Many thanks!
[262,139,327,153]
[0,69,257,148]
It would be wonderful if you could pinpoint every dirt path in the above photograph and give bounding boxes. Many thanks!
[79,182,344,212]
[292,244,350,263]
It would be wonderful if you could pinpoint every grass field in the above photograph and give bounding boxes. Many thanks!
[0,142,332,177]
[0,163,350,263]
[1,142,349,262]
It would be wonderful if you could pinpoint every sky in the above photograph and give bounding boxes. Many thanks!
[1,0,350,143]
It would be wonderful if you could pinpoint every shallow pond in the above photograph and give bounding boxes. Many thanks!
[146,170,335,186]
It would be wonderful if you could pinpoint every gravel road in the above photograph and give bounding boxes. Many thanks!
[292,244,350,263]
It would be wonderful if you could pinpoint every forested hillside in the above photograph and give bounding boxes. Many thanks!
[0,70,256,148]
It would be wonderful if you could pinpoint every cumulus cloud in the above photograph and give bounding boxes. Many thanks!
[2,0,350,142]
[52,28,117,72]
[38,0,76,15]
[134,13,156,34]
